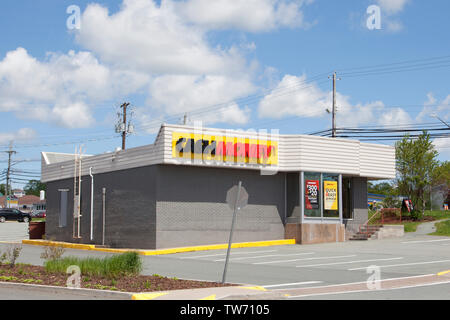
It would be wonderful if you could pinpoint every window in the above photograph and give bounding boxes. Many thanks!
[304,172,321,218]
[304,172,341,219]
[58,189,69,227]
[323,173,339,218]
[343,178,353,219]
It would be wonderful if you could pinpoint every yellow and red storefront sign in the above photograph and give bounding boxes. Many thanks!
[172,132,278,165]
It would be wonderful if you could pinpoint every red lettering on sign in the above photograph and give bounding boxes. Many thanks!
[249,144,258,158]
[235,142,245,157]
[226,141,234,157]
[216,141,224,156]
[258,145,268,159]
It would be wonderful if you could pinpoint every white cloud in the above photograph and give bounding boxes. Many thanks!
[0,0,316,132]
[374,0,409,32]
[73,0,264,129]
[174,0,314,32]
[258,74,387,127]
[258,74,328,119]
[76,0,248,75]
[148,74,255,114]
[376,0,410,15]
[417,93,450,122]
[51,102,95,129]
[377,107,412,126]
[136,74,256,130]
[0,47,148,128]
[0,128,37,145]
[433,138,450,159]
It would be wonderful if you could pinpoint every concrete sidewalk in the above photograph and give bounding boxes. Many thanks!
[0,281,285,300]
[412,218,450,235]
[131,285,287,300]
[2,270,449,300]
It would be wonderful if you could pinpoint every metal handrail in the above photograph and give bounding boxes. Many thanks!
[359,209,384,236]
[359,208,402,236]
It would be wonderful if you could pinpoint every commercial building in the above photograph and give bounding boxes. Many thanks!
[41,124,396,249]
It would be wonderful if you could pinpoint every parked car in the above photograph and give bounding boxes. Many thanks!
[0,208,32,223]
[31,210,46,218]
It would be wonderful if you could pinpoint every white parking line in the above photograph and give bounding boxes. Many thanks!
[178,250,278,259]
[348,259,450,271]
[401,239,450,244]
[214,252,315,262]
[263,281,323,289]
[253,255,357,265]
[295,257,404,268]
[287,280,450,299]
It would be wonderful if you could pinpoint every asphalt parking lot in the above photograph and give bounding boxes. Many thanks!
[149,235,450,286]
[0,221,29,242]
[0,221,449,299]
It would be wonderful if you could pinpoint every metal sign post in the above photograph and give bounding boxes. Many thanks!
[222,181,248,284]
[102,188,106,246]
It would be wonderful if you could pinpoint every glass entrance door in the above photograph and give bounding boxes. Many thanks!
[342,177,353,219]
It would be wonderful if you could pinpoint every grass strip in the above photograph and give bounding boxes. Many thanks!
[44,251,142,278]
[403,221,422,233]
[429,220,450,237]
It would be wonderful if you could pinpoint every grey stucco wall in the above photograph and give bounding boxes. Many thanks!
[46,166,157,249]
[155,165,286,248]
[344,177,368,234]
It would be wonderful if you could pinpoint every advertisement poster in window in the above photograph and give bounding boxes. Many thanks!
[324,181,338,210]
[305,180,320,210]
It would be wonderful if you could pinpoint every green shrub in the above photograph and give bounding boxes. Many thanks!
[410,210,421,221]
[40,244,65,261]
[44,251,142,279]
[1,245,22,268]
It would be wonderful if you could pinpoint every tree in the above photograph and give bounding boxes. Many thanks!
[368,181,395,196]
[24,180,46,197]
[395,132,439,219]
[431,161,450,186]
[0,184,5,196]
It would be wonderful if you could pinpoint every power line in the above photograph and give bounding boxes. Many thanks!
[338,54,450,75]
[1,54,450,153]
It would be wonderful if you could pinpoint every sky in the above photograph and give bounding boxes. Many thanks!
[0,0,449,189]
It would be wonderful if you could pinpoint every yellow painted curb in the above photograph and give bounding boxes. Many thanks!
[132,292,168,300]
[22,240,95,250]
[437,270,450,276]
[140,239,296,256]
[200,294,216,300]
[238,286,267,291]
[22,239,296,256]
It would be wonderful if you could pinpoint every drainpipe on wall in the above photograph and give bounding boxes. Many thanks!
[89,167,94,241]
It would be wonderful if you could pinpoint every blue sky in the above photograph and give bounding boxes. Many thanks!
[0,0,449,188]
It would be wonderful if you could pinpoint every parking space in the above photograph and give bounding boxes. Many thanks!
[157,236,450,292]
[0,221,29,242]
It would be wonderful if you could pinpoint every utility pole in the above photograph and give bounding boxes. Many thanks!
[121,102,129,150]
[115,102,133,150]
[4,142,16,208]
[328,72,341,138]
